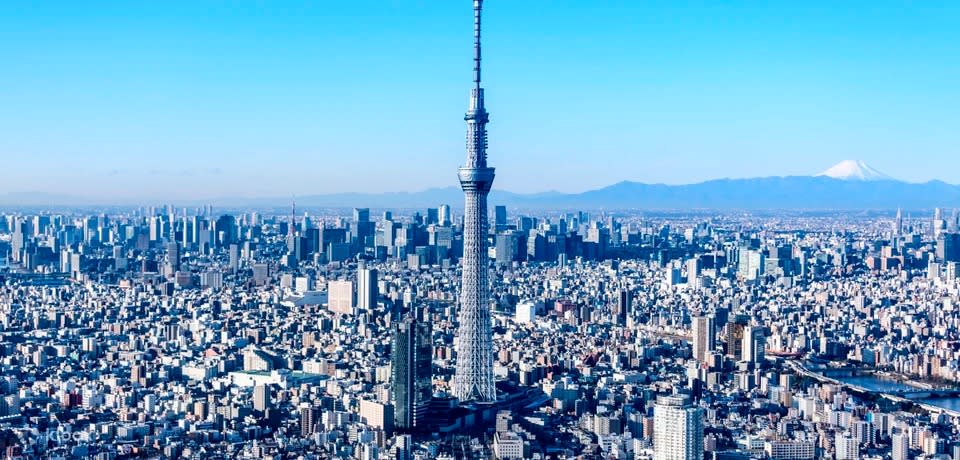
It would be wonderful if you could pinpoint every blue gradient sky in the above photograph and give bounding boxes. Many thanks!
[1,1,958,200]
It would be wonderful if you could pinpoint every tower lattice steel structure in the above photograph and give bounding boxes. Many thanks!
[453,0,496,403]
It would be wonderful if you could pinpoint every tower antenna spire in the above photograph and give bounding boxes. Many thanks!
[290,197,296,238]
[473,0,483,89]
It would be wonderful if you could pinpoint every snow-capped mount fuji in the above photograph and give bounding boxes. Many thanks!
[817,160,895,181]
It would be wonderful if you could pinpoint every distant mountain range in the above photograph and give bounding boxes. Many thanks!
[254,161,960,210]
[3,161,959,210]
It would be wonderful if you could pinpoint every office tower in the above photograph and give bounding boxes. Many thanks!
[214,215,236,247]
[691,315,715,362]
[495,232,517,266]
[180,216,190,247]
[149,216,162,242]
[494,205,507,229]
[743,326,765,364]
[392,312,432,431]
[228,244,239,272]
[353,207,370,223]
[328,280,355,315]
[10,219,25,263]
[835,432,858,460]
[934,207,945,238]
[725,315,748,360]
[299,405,317,437]
[359,399,394,435]
[353,207,374,248]
[654,395,704,460]
[439,204,451,226]
[891,430,909,460]
[426,208,439,225]
[287,200,297,253]
[454,0,496,403]
[616,288,631,325]
[895,208,903,236]
[253,385,270,412]
[937,233,960,262]
[395,434,413,460]
[165,241,180,272]
[737,249,765,280]
[357,264,378,310]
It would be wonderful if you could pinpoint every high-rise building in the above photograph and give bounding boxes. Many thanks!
[253,384,270,413]
[891,430,909,460]
[228,244,239,272]
[299,405,317,437]
[895,208,903,236]
[691,315,715,362]
[395,434,413,460]
[616,288,631,325]
[654,395,704,460]
[743,326,765,364]
[835,432,859,460]
[353,207,374,248]
[359,399,394,435]
[357,265,378,310]
[165,241,180,273]
[392,312,433,431]
[328,280,355,315]
[453,0,497,403]
[725,315,749,361]
[494,205,507,230]
[439,204,452,226]
[937,232,960,262]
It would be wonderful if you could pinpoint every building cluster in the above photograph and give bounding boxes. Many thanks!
[2,207,960,459]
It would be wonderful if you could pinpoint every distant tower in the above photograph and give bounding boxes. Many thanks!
[691,315,715,362]
[453,0,497,403]
[616,288,631,326]
[895,208,903,236]
[357,263,378,310]
[287,198,297,254]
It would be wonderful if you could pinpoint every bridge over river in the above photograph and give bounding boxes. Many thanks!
[794,362,959,395]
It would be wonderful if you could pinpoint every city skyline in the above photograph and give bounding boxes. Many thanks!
[2,1,959,199]
[6,1,960,459]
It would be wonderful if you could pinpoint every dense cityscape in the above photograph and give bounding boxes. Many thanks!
[5,203,960,460]
[4,1,960,460]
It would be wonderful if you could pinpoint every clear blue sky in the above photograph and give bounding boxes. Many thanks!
[1,1,958,200]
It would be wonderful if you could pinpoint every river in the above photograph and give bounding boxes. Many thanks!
[837,375,960,413]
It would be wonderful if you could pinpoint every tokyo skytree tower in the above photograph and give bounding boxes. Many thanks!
[453,0,496,403]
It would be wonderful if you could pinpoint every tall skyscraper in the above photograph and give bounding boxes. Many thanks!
[616,288,631,325]
[299,405,317,437]
[253,384,270,413]
[834,432,859,460]
[454,0,496,403]
[654,395,704,460]
[494,205,507,230]
[165,241,180,273]
[742,325,766,364]
[392,311,432,431]
[691,315,715,362]
[895,208,903,236]
[357,264,378,310]
[439,204,452,226]
[725,314,749,361]
[891,430,909,460]
[937,232,960,262]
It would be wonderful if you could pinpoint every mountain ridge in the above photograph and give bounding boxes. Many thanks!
[3,173,959,210]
